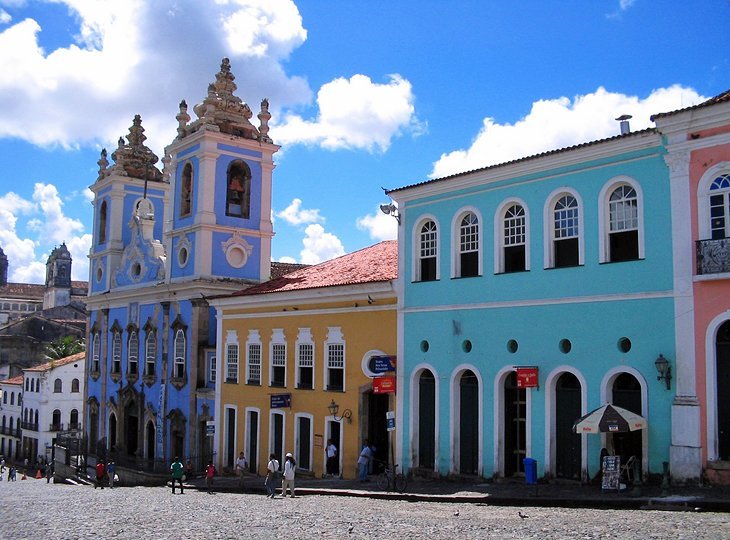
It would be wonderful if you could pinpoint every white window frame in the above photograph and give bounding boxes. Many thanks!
[127,330,139,375]
[412,214,440,282]
[92,332,100,373]
[598,176,644,263]
[173,329,186,379]
[112,331,122,374]
[324,327,345,392]
[296,328,315,390]
[543,188,584,268]
[209,354,217,384]
[494,198,530,274]
[698,164,730,240]
[225,330,239,383]
[246,330,262,385]
[451,207,482,278]
[269,329,287,387]
[145,330,156,376]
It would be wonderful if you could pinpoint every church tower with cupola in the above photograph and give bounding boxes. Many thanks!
[164,58,278,285]
[43,243,72,309]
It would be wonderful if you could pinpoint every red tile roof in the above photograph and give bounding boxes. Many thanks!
[24,351,85,372]
[651,89,730,121]
[387,129,657,194]
[232,241,397,297]
[270,261,309,280]
[1,375,23,385]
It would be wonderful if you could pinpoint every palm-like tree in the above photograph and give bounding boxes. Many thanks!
[45,336,85,361]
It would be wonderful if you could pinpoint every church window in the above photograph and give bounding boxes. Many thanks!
[225,161,252,219]
[128,330,139,376]
[173,329,186,379]
[145,330,156,376]
[91,333,100,373]
[180,162,193,217]
[98,201,107,245]
[112,331,122,374]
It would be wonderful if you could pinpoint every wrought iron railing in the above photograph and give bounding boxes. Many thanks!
[21,421,38,431]
[0,426,21,437]
[697,238,730,275]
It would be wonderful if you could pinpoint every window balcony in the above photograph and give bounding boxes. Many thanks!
[21,421,39,431]
[696,238,730,276]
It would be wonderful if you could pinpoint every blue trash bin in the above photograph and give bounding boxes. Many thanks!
[524,458,537,485]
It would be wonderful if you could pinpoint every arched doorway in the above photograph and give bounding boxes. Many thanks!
[555,372,581,480]
[109,413,117,452]
[612,373,642,468]
[124,400,139,456]
[459,370,479,475]
[717,321,730,460]
[418,370,436,469]
[504,371,526,477]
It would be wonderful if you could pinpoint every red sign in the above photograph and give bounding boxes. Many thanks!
[373,377,395,394]
[516,367,539,388]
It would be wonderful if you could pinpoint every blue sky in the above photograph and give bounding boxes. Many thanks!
[0,0,727,283]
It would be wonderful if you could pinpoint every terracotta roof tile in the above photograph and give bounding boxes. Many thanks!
[270,262,309,280]
[1,375,23,385]
[651,89,730,121]
[387,128,656,194]
[24,351,85,372]
[232,241,397,297]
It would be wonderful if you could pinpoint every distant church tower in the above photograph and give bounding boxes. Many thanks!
[0,245,7,287]
[43,243,72,309]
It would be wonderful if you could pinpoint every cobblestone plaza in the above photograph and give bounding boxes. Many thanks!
[1,478,729,539]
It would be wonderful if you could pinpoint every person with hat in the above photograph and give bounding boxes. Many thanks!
[281,452,297,498]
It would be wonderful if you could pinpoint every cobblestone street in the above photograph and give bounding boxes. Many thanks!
[1,478,729,539]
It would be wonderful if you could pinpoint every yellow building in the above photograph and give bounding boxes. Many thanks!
[211,241,397,479]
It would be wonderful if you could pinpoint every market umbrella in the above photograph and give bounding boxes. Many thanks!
[572,403,647,434]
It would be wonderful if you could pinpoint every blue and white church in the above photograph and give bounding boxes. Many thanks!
[84,59,283,470]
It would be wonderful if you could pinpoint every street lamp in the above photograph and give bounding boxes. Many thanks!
[328,400,352,423]
[655,354,672,390]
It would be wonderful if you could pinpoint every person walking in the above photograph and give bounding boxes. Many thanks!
[204,460,216,494]
[325,439,338,477]
[235,452,248,487]
[265,453,279,498]
[170,456,184,494]
[46,463,53,484]
[282,453,296,498]
[106,461,116,488]
[95,460,106,489]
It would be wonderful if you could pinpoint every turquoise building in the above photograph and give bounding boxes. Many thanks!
[388,127,677,481]
[84,59,282,470]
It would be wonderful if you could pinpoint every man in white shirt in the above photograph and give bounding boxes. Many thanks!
[235,452,248,487]
[265,453,279,498]
[282,452,296,497]
[325,439,338,477]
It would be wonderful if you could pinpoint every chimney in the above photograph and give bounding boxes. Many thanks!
[615,114,632,135]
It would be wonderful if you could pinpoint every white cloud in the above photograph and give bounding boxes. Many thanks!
[277,255,296,264]
[0,183,91,283]
[276,198,323,225]
[0,9,11,24]
[274,73,424,152]
[356,206,398,242]
[0,0,312,155]
[431,85,706,179]
[299,223,344,265]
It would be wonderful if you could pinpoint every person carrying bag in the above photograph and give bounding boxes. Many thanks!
[264,453,279,498]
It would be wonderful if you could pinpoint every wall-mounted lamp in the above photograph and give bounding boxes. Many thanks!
[379,202,400,225]
[655,354,672,390]
[328,399,352,423]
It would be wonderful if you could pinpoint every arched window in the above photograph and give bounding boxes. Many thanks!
[225,160,252,218]
[548,193,581,268]
[145,330,157,376]
[709,173,730,239]
[174,329,186,379]
[456,211,479,277]
[52,409,61,430]
[501,203,527,273]
[128,330,139,375]
[70,409,79,429]
[417,219,438,282]
[91,332,100,373]
[10,392,14,405]
[24,378,29,392]
[112,330,122,374]
[607,185,639,261]
[71,379,80,393]
[53,378,62,393]
[98,200,107,245]
[34,409,39,425]
[180,162,193,217]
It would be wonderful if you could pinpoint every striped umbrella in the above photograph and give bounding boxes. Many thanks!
[572,403,646,434]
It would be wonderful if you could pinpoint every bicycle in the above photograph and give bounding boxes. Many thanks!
[376,463,408,493]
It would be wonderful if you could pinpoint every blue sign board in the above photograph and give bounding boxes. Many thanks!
[270,394,291,409]
[371,355,396,374]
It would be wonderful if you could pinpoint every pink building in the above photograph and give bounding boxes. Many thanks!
[655,91,730,483]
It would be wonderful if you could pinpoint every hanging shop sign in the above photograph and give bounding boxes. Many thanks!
[373,376,396,394]
[270,393,291,408]
[370,355,397,374]
[516,367,539,389]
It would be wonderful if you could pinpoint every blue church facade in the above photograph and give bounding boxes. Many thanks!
[84,59,279,470]
[388,128,677,482]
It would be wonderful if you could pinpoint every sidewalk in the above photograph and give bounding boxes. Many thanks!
[186,473,730,512]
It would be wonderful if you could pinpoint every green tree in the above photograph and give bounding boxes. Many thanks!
[45,336,85,361]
